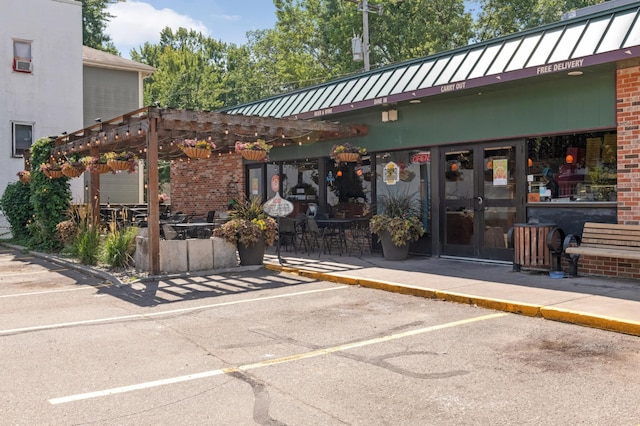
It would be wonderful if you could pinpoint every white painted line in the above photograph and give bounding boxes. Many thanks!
[49,312,507,405]
[0,286,347,335]
[0,268,68,278]
[0,284,109,299]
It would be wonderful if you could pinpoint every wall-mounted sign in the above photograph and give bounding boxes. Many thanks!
[410,151,431,164]
[384,161,400,185]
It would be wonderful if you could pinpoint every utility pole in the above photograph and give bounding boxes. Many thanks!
[345,0,383,72]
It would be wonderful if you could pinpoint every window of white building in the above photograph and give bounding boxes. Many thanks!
[13,40,32,73]
[12,122,33,157]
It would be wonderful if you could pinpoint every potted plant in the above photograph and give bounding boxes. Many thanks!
[213,196,277,265]
[17,170,30,184]
[39,161,64,179]
[235,139,271,161]
[330,143,366,164]
[82,154,113,174]
[105,151,138,173]
[61,156,86,178]
[177,138,216,159]
[369,193,424,260]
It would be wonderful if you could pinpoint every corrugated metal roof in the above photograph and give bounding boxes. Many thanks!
[225,1,640,120]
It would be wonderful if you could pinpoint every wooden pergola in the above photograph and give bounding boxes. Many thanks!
[50,106,368,274]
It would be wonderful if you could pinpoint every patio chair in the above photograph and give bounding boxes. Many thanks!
[348,220,372,256]
[304,218,323,255]
[279,218,297,252]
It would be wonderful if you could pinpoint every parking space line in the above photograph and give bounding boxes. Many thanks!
[0,284,109,299]
[0,286,347,336]
[49,312,507,405]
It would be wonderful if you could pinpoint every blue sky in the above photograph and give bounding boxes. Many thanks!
[107,1,278,58]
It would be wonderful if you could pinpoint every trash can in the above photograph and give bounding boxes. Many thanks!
[512,223,563,272]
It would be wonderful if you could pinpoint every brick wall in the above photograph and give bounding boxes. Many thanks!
[170,153,245,217]
[575,65,640,279]
[616,65,640,225]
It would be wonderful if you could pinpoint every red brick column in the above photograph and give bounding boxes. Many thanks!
[577,66,640,279]
[170,153,245,217]
[616,65,640,225]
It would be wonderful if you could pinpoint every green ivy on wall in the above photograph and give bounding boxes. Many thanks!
[28,137,71,250]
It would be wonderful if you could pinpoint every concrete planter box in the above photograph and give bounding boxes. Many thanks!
[135,236,238,274]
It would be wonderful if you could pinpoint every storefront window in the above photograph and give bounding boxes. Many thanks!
[327,156,372,217]
[375,150,431,235]
[527,131,616,202]
[282,160,319,216]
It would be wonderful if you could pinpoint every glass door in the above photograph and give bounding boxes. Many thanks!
[441,142,523,261]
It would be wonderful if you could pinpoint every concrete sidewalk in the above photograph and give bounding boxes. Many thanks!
[263,250,640,337]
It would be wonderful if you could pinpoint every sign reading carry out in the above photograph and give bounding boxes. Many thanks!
[263,192,294,217]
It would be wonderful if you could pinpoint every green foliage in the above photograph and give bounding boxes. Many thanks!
[102,226,138,268]
[370,193,424,246]
[81,0,122,55]
[472,0,604,41]
[131,27,229,109]
[213,197,278,246]
[0,181,33,240]
[28,138,71,251]
[73,222,102,266]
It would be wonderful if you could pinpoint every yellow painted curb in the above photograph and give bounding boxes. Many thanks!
[541,307,640,337]
[267,263,640,336]
[435,291,541,317]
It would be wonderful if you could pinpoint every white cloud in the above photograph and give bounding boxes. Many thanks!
[106,1,210,56]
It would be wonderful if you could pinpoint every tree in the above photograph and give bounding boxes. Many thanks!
[131,28,229,109]
[472,0,605,41]
[247,0,473,83]
[81,0,123,55]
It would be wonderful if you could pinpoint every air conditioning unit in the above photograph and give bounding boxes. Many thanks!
[14,59,32,73]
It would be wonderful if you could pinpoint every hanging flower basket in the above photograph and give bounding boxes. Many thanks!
[330,143,366,164]
[95,163,113,174]
[182,146,211,159]
[40,163,63,179]
[108,159,133,171]
[105,151,138,173]
[82,155,113,174]
[62,162,86,178]
[176,138,216,159]
[336,152,360,163]
[235,139,271,162]
[240,149,267,161]
[46,170,64,179]
[17,170,30,184]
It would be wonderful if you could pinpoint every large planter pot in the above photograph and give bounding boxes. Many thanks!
[237,237,266,265]
[378,230,410,261]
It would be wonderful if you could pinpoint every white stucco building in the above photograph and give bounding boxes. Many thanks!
[1,0,84,200]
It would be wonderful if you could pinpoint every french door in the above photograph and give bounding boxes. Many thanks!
[440,141,524,261]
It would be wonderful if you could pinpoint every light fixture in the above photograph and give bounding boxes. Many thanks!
[568,70,583,76]
[409,99,421,104]
[336,170,343,177]
[566,154,574,164]
[528,158,533,167]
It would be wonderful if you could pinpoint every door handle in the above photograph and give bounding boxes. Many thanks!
[475,196,484,211]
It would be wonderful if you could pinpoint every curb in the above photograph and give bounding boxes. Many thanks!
[266,263,640,337]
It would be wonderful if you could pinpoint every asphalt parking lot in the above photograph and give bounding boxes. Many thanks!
[1,248,640,425]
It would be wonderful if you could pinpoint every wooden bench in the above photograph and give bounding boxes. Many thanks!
[564,222,640,276]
